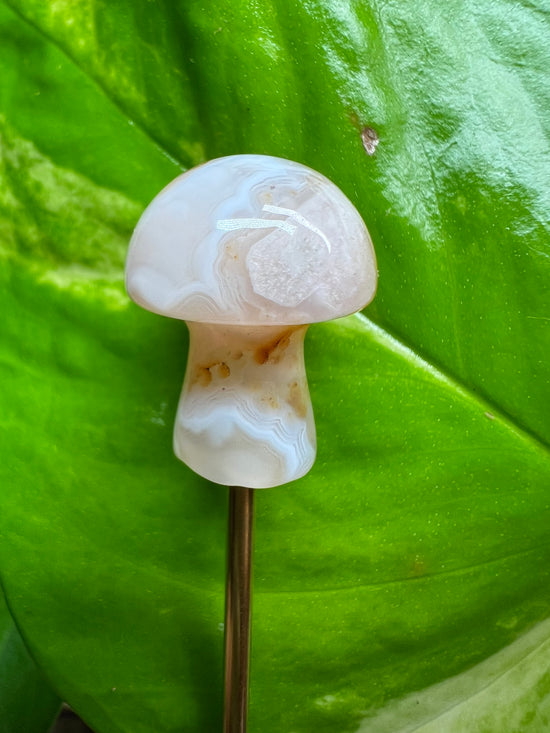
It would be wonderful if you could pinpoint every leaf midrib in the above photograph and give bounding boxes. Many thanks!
[358,314,550,459]
[257,539,550,596]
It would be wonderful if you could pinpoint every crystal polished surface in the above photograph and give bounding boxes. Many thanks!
[126,154,377,326]
[175,323,315,488]
[125,154,377,487]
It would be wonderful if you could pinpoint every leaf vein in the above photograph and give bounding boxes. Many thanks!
[258,540,550,595]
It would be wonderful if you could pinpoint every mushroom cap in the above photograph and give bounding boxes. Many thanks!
[126,155,377,325]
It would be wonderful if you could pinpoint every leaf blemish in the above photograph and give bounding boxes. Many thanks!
[361,126,379,156]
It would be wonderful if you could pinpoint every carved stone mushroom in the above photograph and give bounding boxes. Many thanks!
[125,154,377,488]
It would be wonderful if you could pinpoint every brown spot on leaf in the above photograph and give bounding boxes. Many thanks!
[361,126,379,156]
[409,554,427,578]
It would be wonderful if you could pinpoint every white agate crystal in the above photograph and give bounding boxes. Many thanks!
[126,154,377,488]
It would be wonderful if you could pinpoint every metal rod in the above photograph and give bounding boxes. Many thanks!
[223,486,254,733]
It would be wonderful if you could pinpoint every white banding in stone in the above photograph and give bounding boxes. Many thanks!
[126,154,376,324]
[125,154,377,487]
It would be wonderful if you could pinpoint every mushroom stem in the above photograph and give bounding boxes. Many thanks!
[174,323,316,488]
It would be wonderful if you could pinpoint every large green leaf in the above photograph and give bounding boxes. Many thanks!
[0,0,549,731]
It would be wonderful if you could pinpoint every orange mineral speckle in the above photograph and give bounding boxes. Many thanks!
[194,361,229,386]
[288,380,307,418]
[218,362,231,379]
[254,328,295,365]
[224,243,239,261]
[261,394,279,409]
[195,366,212,387]
[254,346,269,365]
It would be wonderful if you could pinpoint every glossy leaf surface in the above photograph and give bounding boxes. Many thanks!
[0,1,549,731]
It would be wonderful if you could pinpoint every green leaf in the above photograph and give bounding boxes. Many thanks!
[0,584,60,733]
[359,617,550,732]
[0,1,549,732]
